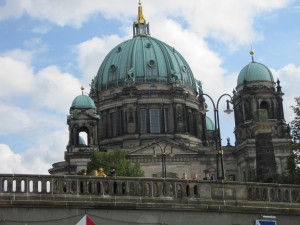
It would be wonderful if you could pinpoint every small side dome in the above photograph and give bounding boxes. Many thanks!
[237,62,274,85]
[205,116,215,131]
[71,94,96,109]
[79,136,86,145]
[237,50,274,86]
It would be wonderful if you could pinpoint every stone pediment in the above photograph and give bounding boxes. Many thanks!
[127,139,201,156]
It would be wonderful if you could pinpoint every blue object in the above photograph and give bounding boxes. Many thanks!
[256,220,276,225]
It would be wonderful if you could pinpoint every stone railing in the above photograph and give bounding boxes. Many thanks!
[0,174,299,204]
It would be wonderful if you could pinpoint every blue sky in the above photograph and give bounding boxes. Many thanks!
[0,0,299,174]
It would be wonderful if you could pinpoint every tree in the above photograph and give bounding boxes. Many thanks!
[290,97,300,165]
[280,97,300,184]
[87,150,144,177]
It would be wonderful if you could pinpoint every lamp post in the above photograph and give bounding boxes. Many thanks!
[152,142,174,178]
[199,93,233,180]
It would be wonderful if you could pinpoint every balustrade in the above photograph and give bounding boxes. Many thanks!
[0,175,299,204]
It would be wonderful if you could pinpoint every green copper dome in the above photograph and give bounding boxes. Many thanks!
[79,136,86,145]
[90,2,196,93]
[71,94,96,109]
[237,61,274,85]
[94,36,197,91]
[205,116,215,131]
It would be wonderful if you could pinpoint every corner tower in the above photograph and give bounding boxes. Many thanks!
[232,50,289,182]
[49,87,100,175]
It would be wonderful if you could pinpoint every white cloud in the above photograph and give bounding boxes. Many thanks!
[0,144,25,174]
[77,35,125,87]
[0,0,131,27]
[0,0,291,46]
[21,128,68,174]
[151,18,235,100]
[33,66,81,113]
[0,103,32,134]
[273,64,300,123]
[0,0,31,21]
[0,52,80,174]
[2,49,33,64]
[0,56,35,98]
[0,126,68,174]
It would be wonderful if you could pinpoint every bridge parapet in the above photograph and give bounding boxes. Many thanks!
[1,175,300,225]
[0,174,299,203]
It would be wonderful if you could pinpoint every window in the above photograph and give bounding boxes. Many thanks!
[162,108,168,133]
[139,107,166,134]
[227,174,236,181]
[121,110,127,134]
[110,112,117,137]
[150,109,160,133]
[79,131,87,145]
[140,109,147,133]
[260,101,268,110]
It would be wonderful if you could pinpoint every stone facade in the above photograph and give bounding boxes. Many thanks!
[49,3,291,182]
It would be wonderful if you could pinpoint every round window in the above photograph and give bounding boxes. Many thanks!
[110,65,117,72]
[148,60,156,68]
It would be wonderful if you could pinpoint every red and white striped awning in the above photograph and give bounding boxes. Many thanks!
[75,215,96,225]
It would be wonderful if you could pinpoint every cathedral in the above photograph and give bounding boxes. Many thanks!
[49,2,291,182]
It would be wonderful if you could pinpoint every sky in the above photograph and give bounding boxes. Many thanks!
[0,0,300,174]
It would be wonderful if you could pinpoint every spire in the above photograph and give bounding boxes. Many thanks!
[249,47,255,63]
[133,1,150,37]
[135,0,145,24]
[81,85,85,95]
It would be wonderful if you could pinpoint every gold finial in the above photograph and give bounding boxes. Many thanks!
[81,85,84,95]
[249,47,255,62]
[135,0,145,24]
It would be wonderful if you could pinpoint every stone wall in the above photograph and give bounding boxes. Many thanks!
[0,174,299,225]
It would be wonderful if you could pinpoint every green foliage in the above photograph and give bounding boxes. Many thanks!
[290,97,300,165]
[279,154,300,184]
[87,150,144,177]
[280,97,300,184]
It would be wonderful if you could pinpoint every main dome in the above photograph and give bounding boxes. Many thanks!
[95,36,196,91]
[93,4,196,92]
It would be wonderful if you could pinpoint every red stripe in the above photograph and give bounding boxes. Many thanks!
[86,215,96,225]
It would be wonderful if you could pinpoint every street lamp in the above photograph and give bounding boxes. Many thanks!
[199,93,233,180]
[152,142,174,178]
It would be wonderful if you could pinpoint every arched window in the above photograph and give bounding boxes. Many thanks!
[245,99,252,120]
[260,101,268,110]
[79,131,87,145]
[260,101,269,117]
[76,126,89,146]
